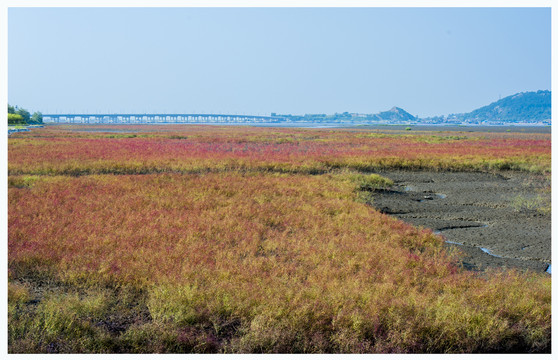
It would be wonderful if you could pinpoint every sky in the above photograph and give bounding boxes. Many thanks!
[7,7,551,117]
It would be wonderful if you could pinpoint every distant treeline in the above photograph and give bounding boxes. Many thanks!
[8,104,43,125]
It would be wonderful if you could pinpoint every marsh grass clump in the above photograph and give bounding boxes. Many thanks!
[350,173,394,192]
[511,194,551,215]
[8,175,41,188]
[9,285,113,353]
[510,177,551,215]
[8,270,154,353]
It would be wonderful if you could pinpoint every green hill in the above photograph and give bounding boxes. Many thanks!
[453,90,550,124]
[376,106,416,122]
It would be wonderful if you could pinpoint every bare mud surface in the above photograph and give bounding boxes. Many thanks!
[371,171,551,274]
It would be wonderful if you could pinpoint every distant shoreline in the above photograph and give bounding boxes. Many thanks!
[336,124,552,133]
[47,122,551,134]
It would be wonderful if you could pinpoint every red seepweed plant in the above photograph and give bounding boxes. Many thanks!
[8,125,551,353]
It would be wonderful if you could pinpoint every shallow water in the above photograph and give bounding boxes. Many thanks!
[444,240,463,245]
[480,247,502,258]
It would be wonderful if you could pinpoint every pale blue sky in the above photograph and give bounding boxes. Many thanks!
[8,7,551,117]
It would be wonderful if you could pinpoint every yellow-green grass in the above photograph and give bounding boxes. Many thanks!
[9,171,551,353]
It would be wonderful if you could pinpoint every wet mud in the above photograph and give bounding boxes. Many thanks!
[371,171,551,274]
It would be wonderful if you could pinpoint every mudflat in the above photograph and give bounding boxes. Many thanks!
[371,171,551,273]
[343,125,551,133]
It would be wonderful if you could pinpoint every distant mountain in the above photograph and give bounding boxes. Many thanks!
[465,90,550,123]
[376,106,416,122]
[275,90,550,125]
[425,90,550,125]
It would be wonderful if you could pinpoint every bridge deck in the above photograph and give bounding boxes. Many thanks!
[43,114,285,124]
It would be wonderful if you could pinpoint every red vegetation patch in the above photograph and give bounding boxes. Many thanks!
[8,125,550,175]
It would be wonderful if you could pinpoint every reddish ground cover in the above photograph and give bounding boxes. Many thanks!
[8,125,551,353]
[8,125,550,175]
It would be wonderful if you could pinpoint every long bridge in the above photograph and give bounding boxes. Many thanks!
[43,113,286,124]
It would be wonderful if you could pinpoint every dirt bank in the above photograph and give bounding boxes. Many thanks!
[370,171,551,274]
